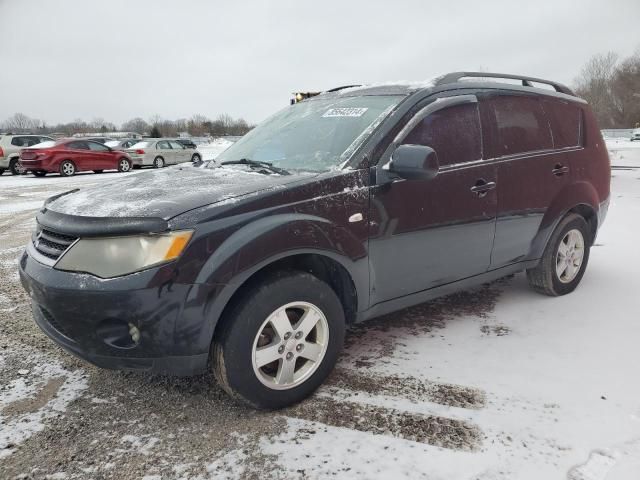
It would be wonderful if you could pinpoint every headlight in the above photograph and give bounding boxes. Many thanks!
[55,230,193,278]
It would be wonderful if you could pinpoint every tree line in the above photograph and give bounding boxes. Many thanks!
[1,113,254,137]
[574,50,640,129]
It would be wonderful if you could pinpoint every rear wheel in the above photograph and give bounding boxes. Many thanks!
[32,170,47,177]
[117,158,131,172]
[212,271,345,409]
[153,156,165,168]
[59,160,76,177]
[9,158,22,175]
[527,213,591,296]
[191,153,201,163]
[0,168,5,175]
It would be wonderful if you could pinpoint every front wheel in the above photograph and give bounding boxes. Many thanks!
[527,213,591,296]
[59,160,76,177]
[117,158,132,172]
[212,271,345,409]
[191,153,201,163]
[153,156,165,168]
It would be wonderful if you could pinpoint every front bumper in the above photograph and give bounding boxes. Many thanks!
[19,250,209,375]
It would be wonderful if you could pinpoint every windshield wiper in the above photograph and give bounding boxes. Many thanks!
[220,158,290,175]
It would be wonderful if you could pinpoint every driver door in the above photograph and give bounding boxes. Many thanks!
[368,95,498,304]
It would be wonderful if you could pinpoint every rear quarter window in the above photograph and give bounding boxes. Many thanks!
[482,95,552,157]
[542,99,583,148]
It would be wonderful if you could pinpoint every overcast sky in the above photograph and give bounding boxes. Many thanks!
[1,0,638,127]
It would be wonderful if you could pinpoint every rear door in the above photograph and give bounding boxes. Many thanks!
[156,140,173,163]
[480,93,571,267]
[66,141,93,170]
[368,95,498,304]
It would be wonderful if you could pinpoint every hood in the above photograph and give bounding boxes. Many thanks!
[47,165,315,220]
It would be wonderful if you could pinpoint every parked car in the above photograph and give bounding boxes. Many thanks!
[125,139,197,167]
[630,128,640,141]
[0,134,55,175]
[175,138,198,149]
[85,137,116,144]
[19,72,610,409]
[19,138,133,176]
[105,139,141,150]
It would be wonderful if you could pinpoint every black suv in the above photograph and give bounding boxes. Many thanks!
[20,72,610,409]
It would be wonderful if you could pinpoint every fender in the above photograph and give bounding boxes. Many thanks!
[176,213,369,356]
[528,180,600,260]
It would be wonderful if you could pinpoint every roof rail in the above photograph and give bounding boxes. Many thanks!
[435,72,574,96]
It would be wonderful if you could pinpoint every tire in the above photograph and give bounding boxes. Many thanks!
[9,158,22,175]
[526,213,591,296]
[117,158,132,173]
[153,156,165,168]
[191,153,201,163]
[212,271,345,409]
[93,170,104,174]
[32,170,47,177]
[0,168,5,175]
[59,160,76,177]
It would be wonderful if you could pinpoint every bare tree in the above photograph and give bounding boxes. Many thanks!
[574,52,619,128]
[3,112,38,133]
[121,117,150,135]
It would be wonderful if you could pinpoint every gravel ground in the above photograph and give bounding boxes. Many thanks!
[0,169,639,479]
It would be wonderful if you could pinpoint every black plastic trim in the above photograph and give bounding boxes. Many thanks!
[37,208,169,237]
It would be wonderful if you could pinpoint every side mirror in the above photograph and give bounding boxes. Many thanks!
[389,144,439,181]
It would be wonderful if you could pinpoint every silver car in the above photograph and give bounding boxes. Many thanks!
[105,139,142,151]
[125,139,193,168]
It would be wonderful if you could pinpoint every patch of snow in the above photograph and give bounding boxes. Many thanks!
[0,351,88,458]
[332,78,438,95]
[0,200,43,214]
[120,434,160,455]
[29,141,56,149]
[205,448,248,480]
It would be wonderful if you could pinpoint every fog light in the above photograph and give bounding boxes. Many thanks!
[128,323,141,343]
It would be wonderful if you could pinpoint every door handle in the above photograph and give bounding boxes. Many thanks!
[552,164,570,176]
[470,179,496,198]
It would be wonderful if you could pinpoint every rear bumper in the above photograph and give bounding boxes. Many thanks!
[20,158,54,172]
[19,249,210,376]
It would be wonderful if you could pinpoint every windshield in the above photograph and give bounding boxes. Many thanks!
[214,95,402,172]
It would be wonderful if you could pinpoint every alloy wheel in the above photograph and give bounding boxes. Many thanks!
[251,301,329,390]
[555,229,585,283]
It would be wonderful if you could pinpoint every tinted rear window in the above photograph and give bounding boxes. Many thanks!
[402,103,482,166]
[542,99,582,148]
[483,95,552,157]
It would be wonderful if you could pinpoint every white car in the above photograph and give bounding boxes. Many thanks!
[0,134,55,175]
[631,128,640,141]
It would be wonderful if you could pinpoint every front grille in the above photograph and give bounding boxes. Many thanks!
[39,306,74,342]
[33,228,78,260]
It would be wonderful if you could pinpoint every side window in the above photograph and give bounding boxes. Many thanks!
[67,141,90,150]
[484,95,552,157]
[39,136,53,144]
[157,141,170,149]
[87,141,109,151]
[401,103,482,166]
[11,137,27,146]
[169,141,184,149]
[542,99,582,148]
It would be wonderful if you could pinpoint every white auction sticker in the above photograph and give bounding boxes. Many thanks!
[322,107,368,118]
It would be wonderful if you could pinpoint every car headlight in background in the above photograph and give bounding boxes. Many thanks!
[55,230,193,278]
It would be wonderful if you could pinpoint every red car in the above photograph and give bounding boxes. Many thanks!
[20,139,133,177]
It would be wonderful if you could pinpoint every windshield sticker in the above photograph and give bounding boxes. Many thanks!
[322,107,368,118]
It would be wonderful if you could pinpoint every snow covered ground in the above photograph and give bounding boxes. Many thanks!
[605,138,640,168]
[0,167,638,479]
[196,138,234,161]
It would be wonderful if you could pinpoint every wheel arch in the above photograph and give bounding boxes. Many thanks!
[530,181,600,259]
